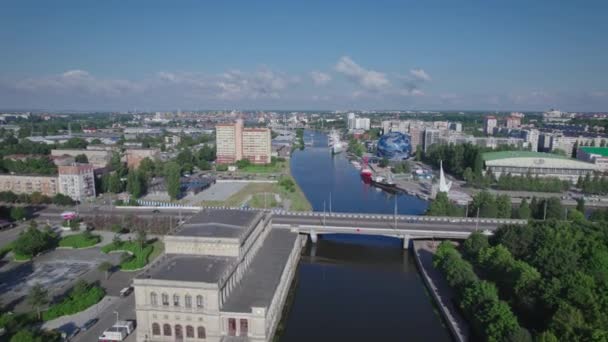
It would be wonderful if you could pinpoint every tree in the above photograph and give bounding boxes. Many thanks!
[379,158,389,168]
[74,154,88,163]
[135,229,147,249]
[10,330,43,342]
[10,206,27,221]
[463,167,474,183]
[107,172,123,193]
[517,199,531,220]
[52,193,75,206]
[463,231,489,258]
[27,283,49,320]
[62,137,88,149]
[576,198,585,213]
[165,162,181,200]
[98,261,113,279]
[496,195,512,218]
[126,170,144,198]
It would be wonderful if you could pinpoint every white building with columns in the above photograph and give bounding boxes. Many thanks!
[134,209,303,342]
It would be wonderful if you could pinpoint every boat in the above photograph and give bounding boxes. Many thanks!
[360,156,373,181]
[327,129,344,154]
[351,161,361,169]
[370,173,398,193]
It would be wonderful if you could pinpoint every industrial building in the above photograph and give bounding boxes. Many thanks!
[483,151,597,183]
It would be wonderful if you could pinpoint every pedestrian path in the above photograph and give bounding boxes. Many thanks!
[42,295,119,332]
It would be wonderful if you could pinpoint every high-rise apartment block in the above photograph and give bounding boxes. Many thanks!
[216,120,271,164]
[484,116,497,135]
[58,164,96,201]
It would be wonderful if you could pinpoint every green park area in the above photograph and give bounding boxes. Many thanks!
[42,280,105,321]
[101,238,163,271]
[200,175,311,211]
[58,232,101,249]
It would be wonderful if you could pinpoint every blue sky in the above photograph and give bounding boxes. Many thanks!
[1,0,607,111]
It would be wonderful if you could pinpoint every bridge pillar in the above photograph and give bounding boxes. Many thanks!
[402,235,411,249]
[310,230,318,244]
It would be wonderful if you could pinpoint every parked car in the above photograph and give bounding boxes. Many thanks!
[83,318,99,331]
[67,327,81,341]
[120,286,133,297]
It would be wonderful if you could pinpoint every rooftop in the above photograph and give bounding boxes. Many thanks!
[136,254,235,284]
[221,229,298,313]
[580,147,608,157]
[482,151,568,161]
[173,209,264,240]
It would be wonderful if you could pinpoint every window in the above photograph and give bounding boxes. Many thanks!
[228,318,236,336]
[240,319,248,336]
[152,323,160,335]
[162,293,169,306]
[173,294,180,307]
[197,326,206,339]
[196,295,204,308]
[186,325,194,338]
[163,324,172,336]
[150,292,157,306]
[185,295,192,308]
[175,325,183,339]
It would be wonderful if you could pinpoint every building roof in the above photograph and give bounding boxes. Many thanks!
[172,209,264,241]
[221,230,298,312]
[136,254,235,284]
[580,147,608,157]
[482,151,568,161]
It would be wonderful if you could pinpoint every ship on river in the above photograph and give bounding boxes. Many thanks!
[328,129,345,154]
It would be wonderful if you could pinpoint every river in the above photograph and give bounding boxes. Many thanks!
[279,130,451,342]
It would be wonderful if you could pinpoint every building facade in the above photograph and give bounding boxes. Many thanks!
[483,151,597,183]
[577,147,608,172]
[58,164,96,201]
[0,174,58,197]
[134,210,303,342]
[216,120,271,165]
[484,116,497,135]
[51,149,112,169]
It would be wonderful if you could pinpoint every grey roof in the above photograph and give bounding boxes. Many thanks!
[137,254,235,283]
[222,229,298,313]
[186,209,261,227]
[173,209,264,240]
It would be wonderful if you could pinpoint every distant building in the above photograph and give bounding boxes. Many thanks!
[58,164,96,201]
[347,113,370,131]
[216,120,271,164]
[0,174,58,197]
[126,149,161,169]
[423,128,440,152]
[577,147,608,172]
[543,109,574,123]
[522,129,540,152]
[484,116,497,135]
[506,115,521,129]
[51,149,112,169]
[483,151,596,183]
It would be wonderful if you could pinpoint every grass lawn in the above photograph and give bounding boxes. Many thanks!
[42,282,105,321]
[239,160,286,174]
[0,242,32,261]
[59,233,101,249]
[101,239,163,270]
[249,193,278,209]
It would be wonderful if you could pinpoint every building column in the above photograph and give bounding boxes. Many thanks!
[310,230,318,244]
[402,235,411,249]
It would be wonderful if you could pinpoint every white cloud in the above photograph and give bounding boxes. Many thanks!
[335,56,389,90]
[409,68,432,82]
[310,71,332,86]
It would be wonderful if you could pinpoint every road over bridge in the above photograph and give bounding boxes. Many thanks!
[272,211,526,248]
[37,206,526,248]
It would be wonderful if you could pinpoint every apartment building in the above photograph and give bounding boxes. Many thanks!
[0,174,58,197]
[51,149,112,169]
[216,120,271,165]
[58,164,96,201]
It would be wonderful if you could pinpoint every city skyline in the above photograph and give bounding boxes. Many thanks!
[1,0,607,111]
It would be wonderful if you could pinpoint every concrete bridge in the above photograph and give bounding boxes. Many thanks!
[272,211,526,248]
[38,206,525,249]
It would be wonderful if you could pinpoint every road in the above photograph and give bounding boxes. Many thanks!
[74,293,137,342]
[0,223,27,250]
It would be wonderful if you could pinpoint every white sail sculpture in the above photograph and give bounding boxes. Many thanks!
[438,160,453,193]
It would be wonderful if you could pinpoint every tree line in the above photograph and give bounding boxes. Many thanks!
[577,173,608,195]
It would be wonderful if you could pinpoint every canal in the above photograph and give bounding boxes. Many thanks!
[279,130,451,342]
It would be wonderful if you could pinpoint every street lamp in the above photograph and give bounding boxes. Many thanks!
[114,310,119,323]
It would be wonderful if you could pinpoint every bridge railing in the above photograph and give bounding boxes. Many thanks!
[272,210,527,225]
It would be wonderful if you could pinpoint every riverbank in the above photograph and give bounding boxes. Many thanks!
[412,240,470,342]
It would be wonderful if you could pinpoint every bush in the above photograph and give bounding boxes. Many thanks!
[11,226,57,260]
[101,240,156,270]
[42,281,105,321]
[215,164,228,172]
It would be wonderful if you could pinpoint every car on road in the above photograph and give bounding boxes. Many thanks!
[83,318,99,331]
[120,286,133,297]
[67,327,80,341]
[152,209,160,213]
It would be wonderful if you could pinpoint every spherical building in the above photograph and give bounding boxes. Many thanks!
[377,132,412,160]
